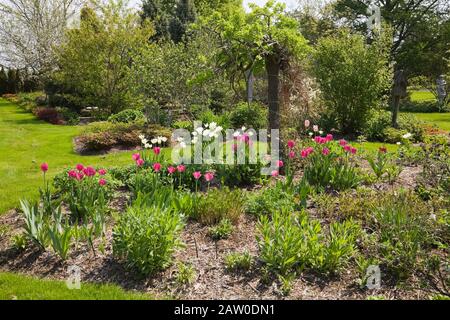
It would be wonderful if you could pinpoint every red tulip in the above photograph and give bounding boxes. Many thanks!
[40,163,48,172]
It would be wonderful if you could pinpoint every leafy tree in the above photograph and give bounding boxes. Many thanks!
[204,1,310,130]
[132,29,232,115]
[331,0,450,125]
[313,30,392,134]
[141,0,174,41]
[141,0,197,43]
[0,0,78,79]
[54,0,154,114]
[169,0,197,43]
[194,0,241,16]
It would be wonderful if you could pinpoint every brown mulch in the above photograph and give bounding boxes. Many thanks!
[0,165,436,300]
[0,211,426,300]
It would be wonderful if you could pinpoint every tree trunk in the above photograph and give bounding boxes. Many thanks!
[265,54,280,131]
[391,95,400,128]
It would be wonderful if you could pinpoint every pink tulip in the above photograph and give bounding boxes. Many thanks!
[325,134,333,142]
[313,125,319,132]
[301,149,308,158]
[314,136,326,144]
[136,158,144,167]
[344,145,351,152]
[288,151,295,159]
[304,119,310,128]
[177,165,186,173]
[76,164,84,171]
[83,166,96,177]
[98,169,107,176]
[153,162,162,172]
[193,171,202,180]
[132,153,141,161]
[277,160,284,168]
[40,163,48,172]
[271,170,279,177]
[287,140,295,149]
[167,166,176,174]
[351,147,357,154]
[76,172,84,181]
[204,172,214,182]
[322,147,330,156]
[306,147,314,155]
[68,170,77,178]
[153,147,161,155]
[339,139,348,147]
[99,179,107,186]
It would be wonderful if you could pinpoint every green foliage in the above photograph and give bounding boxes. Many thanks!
[313,30,391,134]
[175,262,196,285]
[113,200,185,276]
[224,251,253,272]
[372,198,432,279]
[11,234,27,251]
[367,149,389,180]
[20,200,49,249]
[245,184,297,216]
[363,109,392,142]
[133,29,232,117]
[108,109,145,124]
[192,188,244,225]
[208,218,234,240]
[65,175,109,222]
[47,208,73,260]
[54,1,153,114]
[257,209,361,276]
[229,102,267,130]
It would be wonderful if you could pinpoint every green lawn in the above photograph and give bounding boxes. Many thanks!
[0,272,152,300]
[410,90,436,102]
[0,98,136,214]
[411,112,450,131]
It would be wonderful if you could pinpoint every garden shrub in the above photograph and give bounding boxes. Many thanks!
[192,188,245,225]
[398,114,425,142]
[108,109,145,124]
[364,110,425,143]
[400,100,447,113]
[364,109,392,141]
[229,101,268,130]
[172,120,193,131]
[313,30,391,134]
[76,122,171,152]
[33,107,63,124]
[56,107,80,125]
[196,108,231,129]
[113,202,185,276]
[382,128,408,144]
